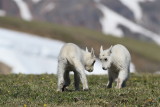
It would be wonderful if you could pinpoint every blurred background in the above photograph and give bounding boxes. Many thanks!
[0,0,160,75]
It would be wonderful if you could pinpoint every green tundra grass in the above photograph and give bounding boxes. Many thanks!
[0,74,160,107]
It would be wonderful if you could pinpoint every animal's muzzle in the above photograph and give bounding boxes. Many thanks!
[102,67,107,70]
[88,69,93,72]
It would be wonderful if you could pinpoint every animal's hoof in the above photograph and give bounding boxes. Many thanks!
[83,88,89,91]
[75,88,80,91]
[107,86,111,89]
[57,89,62,92]
[115,86,121,89]
[62,87,69,91]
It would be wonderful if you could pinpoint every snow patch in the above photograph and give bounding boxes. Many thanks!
[130,62,136,73]
[32,0,42,4]
[0,28,135,75]
[0,49,28,74]
[95,1,160,45]
[119,0,155,21]
[154,71,160,74]
[0,10,6,16]
[13,0,32,21]
[0,28,64,74]
[96,2,124,37]
[43,3,55,13]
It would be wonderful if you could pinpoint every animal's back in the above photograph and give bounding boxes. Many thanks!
[112,44,131,68]
[113,44,130,55]
[59,43,82,60]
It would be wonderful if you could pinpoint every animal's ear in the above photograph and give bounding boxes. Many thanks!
[109,45,113,54]
[91,48,95,57]
[86,47,89,52]
[100,45,103,53]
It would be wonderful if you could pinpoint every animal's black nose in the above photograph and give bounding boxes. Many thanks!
[102,67,106,70]
[89,70,93,72]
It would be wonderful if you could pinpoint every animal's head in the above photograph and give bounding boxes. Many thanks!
[84,47,96,72]
[99,45,112,70]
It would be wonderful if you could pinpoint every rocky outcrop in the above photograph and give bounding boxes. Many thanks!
[0,0,160,43]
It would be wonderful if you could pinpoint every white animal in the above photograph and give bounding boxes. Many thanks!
[99,44,131,89]
[57,43,96,92]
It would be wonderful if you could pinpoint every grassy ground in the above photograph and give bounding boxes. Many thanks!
[0,74,160,107]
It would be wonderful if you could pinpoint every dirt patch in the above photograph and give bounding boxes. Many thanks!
[0,62,12,74]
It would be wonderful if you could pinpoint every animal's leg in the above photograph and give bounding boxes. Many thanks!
[122,81,126,88]
[107,70,117,88]
[106,70,113,88]
[74,71,80,91]
[57,58,67,92]
[73,59,89,91]
[62,71,70,91]
[116,70,128,89]
[107,76,113,88]
[115,78,122,89]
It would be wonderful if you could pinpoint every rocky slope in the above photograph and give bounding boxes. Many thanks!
[0,0,160,44]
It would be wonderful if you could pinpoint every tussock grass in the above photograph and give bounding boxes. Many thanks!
[0,74,160,106]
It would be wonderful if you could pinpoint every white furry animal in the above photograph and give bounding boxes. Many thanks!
[57,43,96,92]
[99,44,131,89]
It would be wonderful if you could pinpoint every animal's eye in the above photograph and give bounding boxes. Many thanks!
[104,58,108,61]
